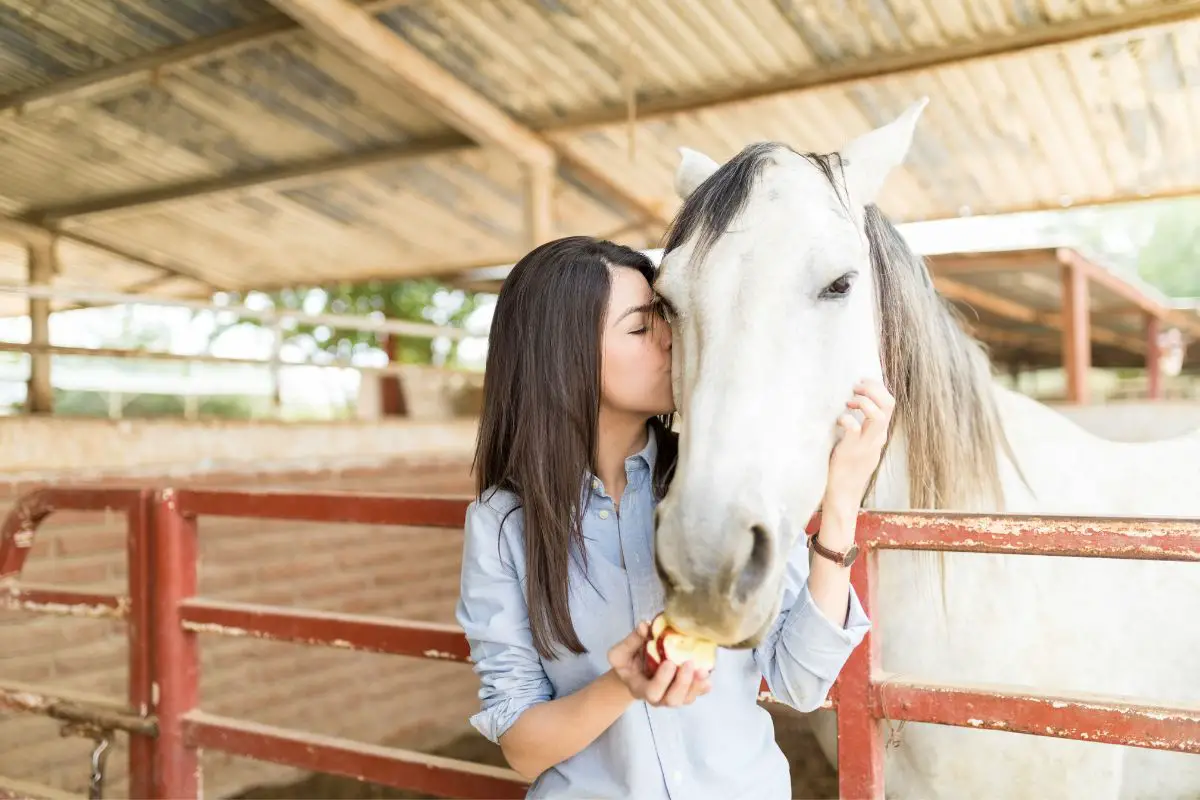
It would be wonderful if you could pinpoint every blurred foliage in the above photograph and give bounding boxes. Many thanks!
[216,279,484,366]
[1036,197,1200,298]
[13,390,259,419]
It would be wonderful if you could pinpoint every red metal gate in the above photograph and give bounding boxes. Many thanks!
[3,487,1199,799]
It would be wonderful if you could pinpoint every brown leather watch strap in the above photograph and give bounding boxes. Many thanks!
[807,531,860,567]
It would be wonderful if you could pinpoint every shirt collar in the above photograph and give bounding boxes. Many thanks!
[583,423,659,498]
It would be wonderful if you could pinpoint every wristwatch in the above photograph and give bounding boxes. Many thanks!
[807,531,860,568]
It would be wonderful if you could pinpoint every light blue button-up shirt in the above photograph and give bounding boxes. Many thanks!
[455,427,871,799]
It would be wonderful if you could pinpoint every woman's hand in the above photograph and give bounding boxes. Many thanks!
[607,621,712,708]
[825,378,895,520]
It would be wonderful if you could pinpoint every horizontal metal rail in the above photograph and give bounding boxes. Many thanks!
[871,677,1200,754]
[0,680,158,737]
[184,711,527,799]
[180,599,472,661]
[171,488,470,527]
[860,511,1200,560]
[0,583,127,618]
[837,509,1200,799]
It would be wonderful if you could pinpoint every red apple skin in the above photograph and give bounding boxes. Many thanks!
[642,613,717,677]
[644,640,663,678]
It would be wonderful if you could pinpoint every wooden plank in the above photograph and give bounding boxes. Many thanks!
[1146,314,1163,400]
[525,164,555,249]
[24,241,53,414]
[1061,259,1091,403]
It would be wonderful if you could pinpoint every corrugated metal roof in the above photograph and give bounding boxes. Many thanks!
[0,0,1197,297]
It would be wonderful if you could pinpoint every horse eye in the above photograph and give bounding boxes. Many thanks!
[819,272,855,300]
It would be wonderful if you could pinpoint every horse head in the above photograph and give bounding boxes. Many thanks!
[651,99,930,647]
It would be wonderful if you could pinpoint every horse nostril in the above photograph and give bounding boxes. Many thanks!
[733,523,773,602]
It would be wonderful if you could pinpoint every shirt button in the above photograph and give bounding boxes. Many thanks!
[592,478,600,490]
[598,510,610,520]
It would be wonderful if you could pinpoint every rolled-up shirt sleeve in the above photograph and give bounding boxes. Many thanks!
[754,535,871,712]
[455,497,554,744]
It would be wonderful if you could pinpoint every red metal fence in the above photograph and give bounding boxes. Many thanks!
[2,487,1199,799]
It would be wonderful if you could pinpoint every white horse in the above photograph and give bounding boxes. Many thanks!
[651,98,1200,799]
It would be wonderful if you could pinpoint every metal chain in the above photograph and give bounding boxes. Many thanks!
[59,721,116,800]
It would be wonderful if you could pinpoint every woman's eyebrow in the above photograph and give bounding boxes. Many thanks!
[614,302,655,324]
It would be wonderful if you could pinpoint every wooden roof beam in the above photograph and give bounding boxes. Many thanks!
[0,0,416,118]
[936,275,1145,354]
[32,136,473,224]
[1056,248,1200,340]
[549,2,1200,133]
[263,0,667,228]
[0,215,216,290]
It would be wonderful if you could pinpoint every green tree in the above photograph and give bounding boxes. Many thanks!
[217,279,485,366]
[1135,198,1200,298]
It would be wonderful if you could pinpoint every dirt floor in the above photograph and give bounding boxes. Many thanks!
[232,703,837,800]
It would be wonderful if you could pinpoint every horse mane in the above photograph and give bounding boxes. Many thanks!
[863,205,1012,511]
[663,142,1014,512]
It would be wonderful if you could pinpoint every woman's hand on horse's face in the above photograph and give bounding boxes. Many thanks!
[826,378,895,516]
[607,621,712,708]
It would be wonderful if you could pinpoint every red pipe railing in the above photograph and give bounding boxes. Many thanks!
[2,488,1198,799]
[0,487,155,800]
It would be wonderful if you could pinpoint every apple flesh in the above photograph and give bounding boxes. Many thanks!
[643,612,718,678]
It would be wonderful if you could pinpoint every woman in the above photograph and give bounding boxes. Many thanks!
[456,236,892,798]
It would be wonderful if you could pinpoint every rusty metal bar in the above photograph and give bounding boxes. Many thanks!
[0,680,157,736]
[860,512,1200,561]
[174,489,469,527]
[127,491,156,799]
[179,599,472,662]
[1,488,144,579]
[183,711,529,799]
[871,679,1200,753]
[0,584,127,618]
[836,547,884,799]
[151,489,200,798]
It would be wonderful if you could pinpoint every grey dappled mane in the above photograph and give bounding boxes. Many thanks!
[662,143,849,262]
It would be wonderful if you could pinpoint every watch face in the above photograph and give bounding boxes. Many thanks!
[843,544,861,566]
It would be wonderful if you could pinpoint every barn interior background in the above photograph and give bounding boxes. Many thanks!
[2,0,1200,797]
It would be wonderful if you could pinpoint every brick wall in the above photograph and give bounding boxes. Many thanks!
[0,459,483,798]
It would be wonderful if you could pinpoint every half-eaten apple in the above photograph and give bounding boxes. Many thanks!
[643,612,718,678]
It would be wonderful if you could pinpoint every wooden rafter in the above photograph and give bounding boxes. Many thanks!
[263,0,666,227]
[0,215,215,289]
[8,3,1196,229]
[551,1,1200,132]
[0,0,416,118]
[33,137,473,224]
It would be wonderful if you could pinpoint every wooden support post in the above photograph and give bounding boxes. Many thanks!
[525,163,555,250]
[1060,260,1091,404]
[25,241,55,414]
[1145,314,1163,400]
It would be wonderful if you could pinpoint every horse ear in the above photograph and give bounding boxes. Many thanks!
[839,96,928,207]
[675,147,720,199]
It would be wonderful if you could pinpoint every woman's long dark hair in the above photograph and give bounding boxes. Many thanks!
[473,236,677,659]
